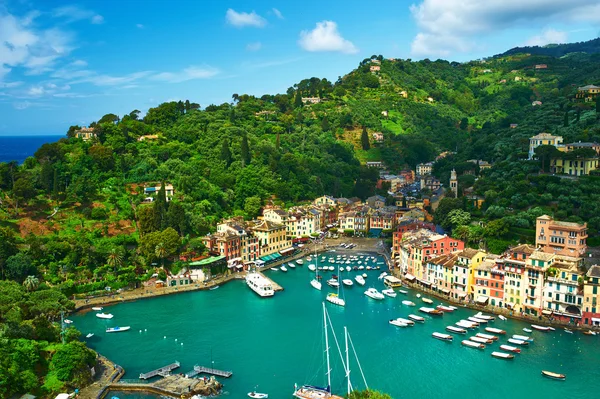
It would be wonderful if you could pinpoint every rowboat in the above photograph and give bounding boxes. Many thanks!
[500,345,521,354]
[470,336,492,344]
[389,319,409,328]
[446,326,467,334]
[564,328,573,334]
[419,307,443,316]
[461,340,485,349]
[106,326,130,333]
[408,314,425,323]
[402,300,416,306]
[421,298,433,304]
[523,328,533,333]
[541,370,566,380]
[248,391,269,398]
[492,351,514,360]
[531,324,552,332]
[513,334,533,342]
[485,327,506,335]
[432,332,453,342]
[437,305,454,312]
[394,317,415,326]
[476,333,498,341]
[507,338,528,346]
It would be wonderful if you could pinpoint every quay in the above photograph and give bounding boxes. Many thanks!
[185,365,233,378]
[256,271,283,291]
[139,361,180,379]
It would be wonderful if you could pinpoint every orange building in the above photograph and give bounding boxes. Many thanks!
[536,215,587,257]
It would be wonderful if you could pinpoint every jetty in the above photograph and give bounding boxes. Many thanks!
[139,361,180,379]
[185,365,233,378]
[256,271,283,291]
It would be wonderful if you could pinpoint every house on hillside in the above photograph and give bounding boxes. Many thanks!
[370,65,381,72]
[138,135,159,142]
[400,91,408,98]
[301,97,321,104]
[372,132,384,143]
[535,64,548,69]
[528,132,563,159]
[532,100,543,106]
[366,161,384,168]
[75,127,96,141]
[144,183,174,202]
[576,84,600,102]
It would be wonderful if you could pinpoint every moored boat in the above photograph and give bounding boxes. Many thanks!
[408,314,425,323]
[499,344,521,354]
[513,334,533,342]
[469,336,492,344]
[92,307,103,311]
[507,338,528,346]
[271,267,279,271]
[398,289,408,294]
[311,279,322,291]
[461,340,485,349]
[296,259,304,265]
[389,319,408,328]
[541,370,566,380]
[96,313,114,319]
[456,321,477,329]
[470,317,488,324]
[419,307,443,315]
[308,264,316,271]
[402,300,416,306]
[288,263,296,268]
[446,326,467,334]
[382,289,397,298]
[394,317,415,326]
[327,279,340,288]
[432,332,453,342]
[280,266,288,272]
[364,288,385,300]
[64,319,73,324]
[523,328,532,333]
[246,271,275,297]
[583,330,596,336]
[355,276,366,286]
[476,333,498,341]
[466,317,481,326]
[437,305,454,312]
[485,327,506,335]
[342,279,354,287]
[564,328,573,334]
[85,333,94,338]
[491,351,514,360]
[498,315,507,321]
[421,298,433,304]
[326,293,345,307]
[531,324,552,332]
[475,312,495,321]
[106,326,130,333]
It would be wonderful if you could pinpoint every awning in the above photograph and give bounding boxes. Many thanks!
[457,292,467,298]
[235,264,244,269]
[279,247,295,255]
[542,309,553,316]
[441,288,450,294]
[421,280,431,286]
[405,273,416,281]
[592,317,600,324]
[431,285,437,290]
[475,295,489,305]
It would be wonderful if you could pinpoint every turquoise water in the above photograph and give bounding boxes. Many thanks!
[72,252,600,399]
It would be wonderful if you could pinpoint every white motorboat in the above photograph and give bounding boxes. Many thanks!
[362,273,367,278]
[85,333,94,338]
[491,351,514,360]
[416,294,421,298]
[508,338,528,346]
[64,319,73,324]
[389,319,408,328]
[467,317,482,325]
[326,293,345,307]
[328,266,335,271]
[358,266,365,270]
[398,290,408,294]
[327,279,340,288]
[437,305,454,312]
[106,326,130,333]
[296,259,304,265]
[475,312,495,321]
[422,298,433,304]
[408,314,425,322]
[280,266,288,272]
[419,307,443,315]
[339,267,344,271]
[271,267,279,271]
[92,307,103,311]
[523,328,533,333]
[288,263,296,269]
[531,324,552,332]
[394,317,415,326]
[461,340,485,349]
[402,300,416,306]
[342,279,354,287]
[500,344,521,353]
[498,315,507,321]
[382,289,397,298]
[355,276,366,286]
[485,327,506,335]
[308,264,316,271]
[311,279,322,291]
[364,288,384,300]
[432,332,453,342]
[345,266,351,272]
[248,391,268,398]
[96,313,114,319]
[246,271,275,297]
[564,328,573,334]
[470,336,493,344]
[446,326,466,334]
[513,334,533,342]
[378,272,388,280]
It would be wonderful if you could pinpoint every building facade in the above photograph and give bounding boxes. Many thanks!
[536,215,587,257]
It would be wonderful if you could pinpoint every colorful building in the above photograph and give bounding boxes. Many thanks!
[251,220,289,256]
[528,133,563,159]
[536,215,587,257]
[543,255,583,322]
[583,265,600,326]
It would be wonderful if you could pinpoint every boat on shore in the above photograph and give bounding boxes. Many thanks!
[106,326,130,333]
[246,271,275,297]
[461,340,485,349]
[446,326,467,334]
[96,313,114,319]
[485,327,506,335]
[419,307,443,315]
[541,370,566,380]
[364,288,384,300]
[470,336,492,344]
[382,289,397,298]
[492,351,514,360]
[500,345,521,354]
[476,333,498,341]
[508,338,528,346]
[402,300,416,306]
[389,319,408,328]
[513,334,533,342]
[531,324,552,332]
[437,305,454,312]
[408,314,425,323]
[432,332,453,342]
[421,298,433,304]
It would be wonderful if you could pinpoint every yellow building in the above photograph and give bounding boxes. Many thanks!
[250,220,289,256]
[576,84,600,102]
[583,265,600,326]
[453,248,487,301]
[551,157,599,176]
[528,132,563,159]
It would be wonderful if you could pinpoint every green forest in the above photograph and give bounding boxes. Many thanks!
[2,41,600,396]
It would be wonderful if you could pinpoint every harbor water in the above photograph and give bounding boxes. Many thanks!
[71,252,600,399]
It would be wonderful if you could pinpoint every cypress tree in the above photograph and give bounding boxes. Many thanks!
[596,96,600,113]
[153,183,168,230]
[275,132,280,150]
[576,108,581,123]
[220,138,232,167]
[294,91,303,108]
[564,111,569,127]
[321,115,330,132]
[241,133,251,167]
[361,126,370,150]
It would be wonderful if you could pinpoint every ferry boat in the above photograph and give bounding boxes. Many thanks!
[245,272,275,297]
[408,314,425,323]
[499,345,521,354]
[461,340,485,349]
[432,332,453,342]
[96,313,114,319]
[383,275,403,288]
[531,324,552,332]
[419,307,443,316]
[382,289,397,298]
[364,288,384,300]
[541,370,566,381]
[106,326,130,333]
[446,326,466,334]
[476,333,498,341]
[491,351,514,360]
[485,327,506,335]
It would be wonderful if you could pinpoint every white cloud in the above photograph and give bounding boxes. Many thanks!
[246,42,262,51]
[14,101,32,110]
[225,9,266,28]
[525,29,568,46]
[409,0,600,57]
[272,8,284,19]
[136,24,144,29]
[70,60,88,67]
[151,66,219,83]
[52,6,104,24]
[71,71,153,86]
[298,21,358,54]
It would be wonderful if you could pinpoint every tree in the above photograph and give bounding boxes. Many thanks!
[241,133,251,167]
[107,248,124,272]
[220,138,232,167]
[484,218,509,238]
[167,201,186,235]
[361,126,370,150]
[48,341,96,386]
[13,177,36,211]
[155,242,167,268]
[138,205,156,236]
[0,227,19,279]
[294,90,303,108]
[5,253,36,283]
[23,275,40,292]
[244,196,262,218]
[460,117,469,130]
[534,145,561,173]
[447,209,471,230]
[153,183,168,231]
[321,116,330,132]
[596,96,600,114]
[563,111,569,127]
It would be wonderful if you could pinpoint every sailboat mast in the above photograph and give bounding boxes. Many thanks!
[323,302,331,390]
[345,326,351,395]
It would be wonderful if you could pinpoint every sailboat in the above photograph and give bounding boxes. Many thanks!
[327,272,346,307]
[293,303,368,399]
[310,245,322,291]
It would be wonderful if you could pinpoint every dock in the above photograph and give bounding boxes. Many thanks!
[139,361,180,380]
[185,365,232,378]
[256,271,283,291]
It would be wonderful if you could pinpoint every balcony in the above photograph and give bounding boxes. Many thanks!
[547,276,579,286]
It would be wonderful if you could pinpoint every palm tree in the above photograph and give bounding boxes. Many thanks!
[155,242,167,268]
[107,248,124,272]
[23,275,39,292]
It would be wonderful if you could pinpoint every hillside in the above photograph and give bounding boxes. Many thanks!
[498,37,600,57]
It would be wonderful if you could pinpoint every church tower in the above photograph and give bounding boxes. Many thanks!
[450,169,458,197]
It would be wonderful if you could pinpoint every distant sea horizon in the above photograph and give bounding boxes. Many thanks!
[0,135,64,164]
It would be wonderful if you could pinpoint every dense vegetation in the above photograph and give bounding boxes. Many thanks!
[500,37,600,58]
[1,39,600,395]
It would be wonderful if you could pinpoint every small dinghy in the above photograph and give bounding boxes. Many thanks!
[248,391,269,398]
[583,330,597,336]
[398,289,408,294]
[492,351,514,360]
[280,266,288,272]
[209,286,220,290]
[541,370,565,381]
[288,263,296,268]
[498,315,507,321]
[416,294,422,298]
[362,273,367,278]
[564,328,573,334]
[85,333,94,338]
[382,289,397,298]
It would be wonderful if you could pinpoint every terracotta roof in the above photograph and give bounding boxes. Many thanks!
[552,220,585,229]
[530,251,555,262]
[458,248,483,258]
[428,253,458,268]
[510,244,536,255]
[587,265,600,278]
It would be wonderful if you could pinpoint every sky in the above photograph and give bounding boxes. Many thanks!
[1,0,599,135]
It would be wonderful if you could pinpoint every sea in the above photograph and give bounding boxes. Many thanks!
[0,135,63,164]
[71,252,600,399]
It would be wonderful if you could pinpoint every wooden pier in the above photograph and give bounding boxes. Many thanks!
[256,271,283,291]
[185,365,232,378]
[139,361,180,379]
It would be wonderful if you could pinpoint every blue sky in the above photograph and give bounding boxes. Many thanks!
[1,0,599,135]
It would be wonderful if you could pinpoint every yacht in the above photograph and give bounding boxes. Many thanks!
[364,288,384,300]
[245,271,275,297]
[96,313,114,319]
[311,279,322,291]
